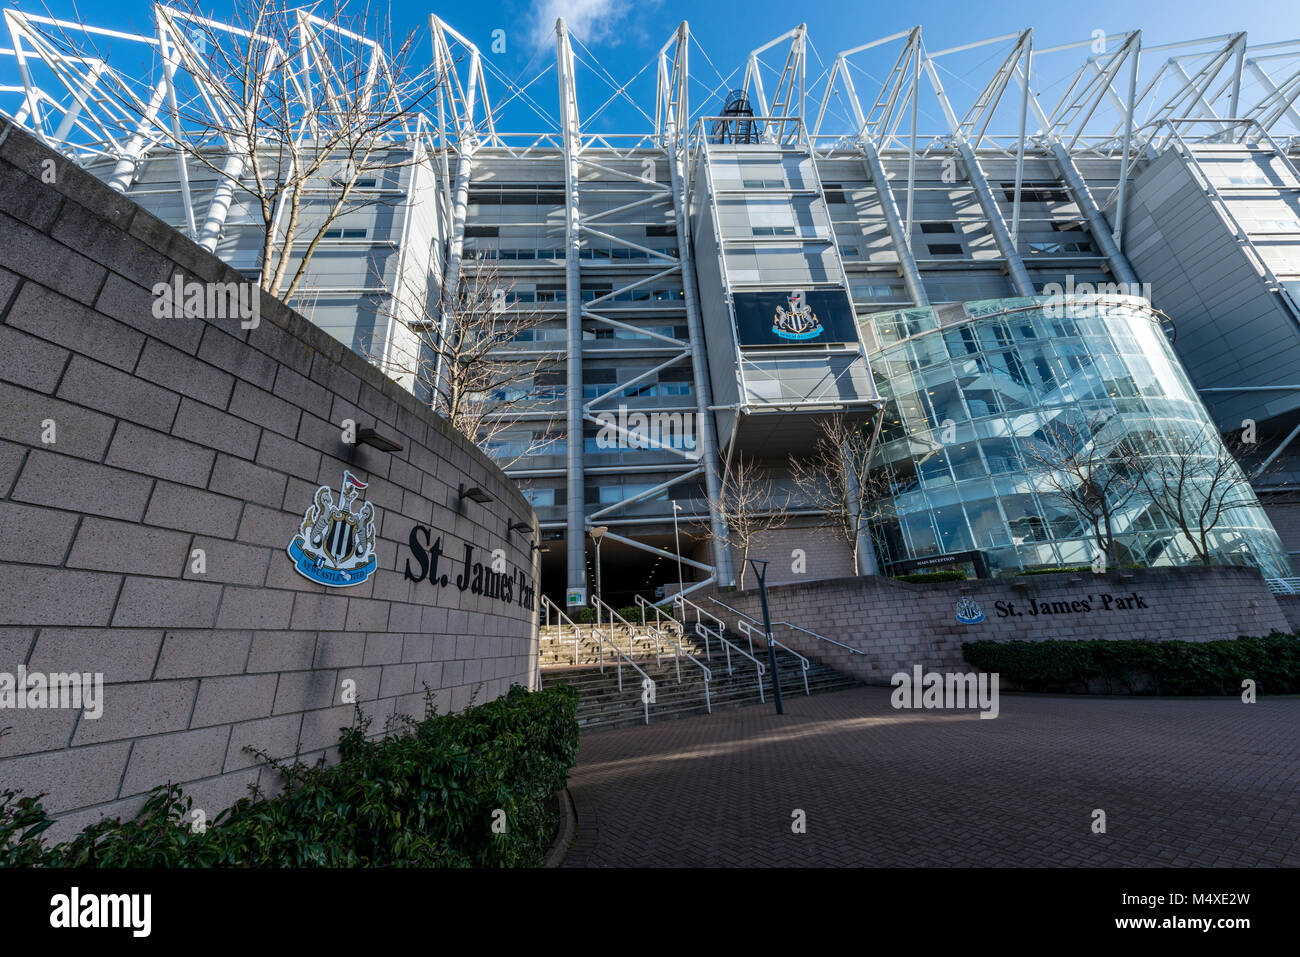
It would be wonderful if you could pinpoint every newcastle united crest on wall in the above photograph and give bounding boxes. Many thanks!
[955,597,986,625]
[772,290,824,341]
[287,471,378,587]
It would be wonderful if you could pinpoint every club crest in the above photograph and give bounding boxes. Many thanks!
[955,597,985,625]
[286,471,378,588]
[772,291,824,341]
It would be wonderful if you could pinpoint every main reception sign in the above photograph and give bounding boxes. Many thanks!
[286,471,379,588]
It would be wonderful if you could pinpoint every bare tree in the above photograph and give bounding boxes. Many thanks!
[702,457,790,589]
[380,258,561,467]
[1019,413,1140,568]
[44,0,436,300]
[787,414,888,576]
[1123,424,1262,567]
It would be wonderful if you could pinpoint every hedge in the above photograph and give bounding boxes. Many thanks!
[961,634,1300,695]
[1,683,579,868]
[893,569,967,583]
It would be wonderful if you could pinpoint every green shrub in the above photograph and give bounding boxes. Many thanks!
[1,683,579,868]
[961,634,1300,695]
[893,569,967,583]
[1017,565,1094,576]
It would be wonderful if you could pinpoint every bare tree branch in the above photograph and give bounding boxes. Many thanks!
[699,457,789,589]
[787,414,888,576]
[379,257,561,467]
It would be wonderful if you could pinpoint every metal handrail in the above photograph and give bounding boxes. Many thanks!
[592,595,660,664]
[737,619,810,696]
[540,594,581,666]
[606,596,714,710]
[635,594,683,645]
[673,593,728,659]
[586,597,657,726]
[707,596,866,656]
[695,617,766,702]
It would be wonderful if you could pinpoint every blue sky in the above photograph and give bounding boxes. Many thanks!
[10,0,1300,136]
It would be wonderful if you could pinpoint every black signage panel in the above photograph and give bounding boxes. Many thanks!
[732,289,861,346]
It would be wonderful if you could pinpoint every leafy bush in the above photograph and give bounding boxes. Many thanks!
[1,683,579,868]
[961,634,1300,695]
[1017,565,1094,576]
[893,569,967,583]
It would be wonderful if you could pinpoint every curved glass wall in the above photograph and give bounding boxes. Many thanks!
[860,295,1291,577]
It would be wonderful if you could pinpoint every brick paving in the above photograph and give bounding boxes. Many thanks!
[561,686,1300,867]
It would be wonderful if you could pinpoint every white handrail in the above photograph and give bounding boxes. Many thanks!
[589,598,657,725]
[673,593,728,660]
[696,617,766,702]
[603,595,714,711]
[707,596,866,655]
[540,593,581,666]
[635,593,683,643]
[594,595,661,665]
[737,619,810,696]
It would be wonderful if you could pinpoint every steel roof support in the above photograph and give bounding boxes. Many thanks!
[923,51,1035,297]
[1017,36,1140,285]
[663,22,733,587]
[834,28,929,306]
[557,17,588,600]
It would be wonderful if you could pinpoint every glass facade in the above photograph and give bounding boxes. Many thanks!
[860,295,1291,577]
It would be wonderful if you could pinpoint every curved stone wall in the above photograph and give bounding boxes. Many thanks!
[0,121,539,836]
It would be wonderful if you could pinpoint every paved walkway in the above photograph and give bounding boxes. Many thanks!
[562,686,1300,867]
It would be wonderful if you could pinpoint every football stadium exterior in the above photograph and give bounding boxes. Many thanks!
[4,7,1299,603]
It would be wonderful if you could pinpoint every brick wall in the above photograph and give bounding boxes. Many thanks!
[0,121,540,837]
[694,565,1291,684]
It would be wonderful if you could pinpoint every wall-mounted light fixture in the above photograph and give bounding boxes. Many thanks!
[508,520,532,536]
[458,483,494,505]
[356,426,403,453]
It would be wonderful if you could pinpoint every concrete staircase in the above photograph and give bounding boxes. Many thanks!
[538,615,860,730]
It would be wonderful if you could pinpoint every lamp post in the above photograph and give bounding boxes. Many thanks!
[749,558,784,715]
[590,526,608,605]
[672,500,684,601]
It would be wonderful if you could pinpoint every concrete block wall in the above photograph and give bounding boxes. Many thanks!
[0,121,540,838]
[695,566,1291,684]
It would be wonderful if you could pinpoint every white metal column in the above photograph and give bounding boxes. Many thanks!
[557,18,588,599]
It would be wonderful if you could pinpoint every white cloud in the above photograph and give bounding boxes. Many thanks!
[526,0,629,51]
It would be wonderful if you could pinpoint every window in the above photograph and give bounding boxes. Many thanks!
[920,222,956,234]
[522,488,556,507]
[464,225,499,238]
[742,178,785,189]
[927,243,963,256]
[839,245,859,257]
[1027,241,1094,255]
[1256,219,1300,232]
[752,226,797,236]
[1001,182,1068,204]
[1226,173,1268,186]
[468,184,566,205]
[322,228,368,239]
[822,184,847,204]
[646,225,677,236]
